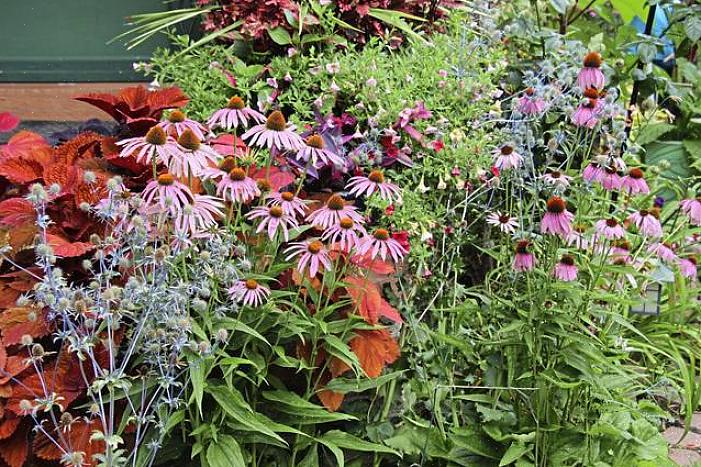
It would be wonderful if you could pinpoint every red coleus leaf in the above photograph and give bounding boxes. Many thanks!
[349,329,400,378]
[34,417,106,466]
[75,86,188,126]
[350,253,395,276]
[43,163,83,195]
[0,421,29,467]
[0,198,35,228]
[74,92,122,121]
[209,134,248,156]
[0,356,30,385]
[0,113,20,133]
[0,417,20,440]
[249,164,295,192]
[146,87,189,114]
[0,307,50,346]
[0,131,51,162]
[46,234,95,258]
[345,276,402,324]
[0,157,44,185]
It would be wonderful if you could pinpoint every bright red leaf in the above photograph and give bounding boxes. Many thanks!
[0,421,29,467]
[0,157,44,185]
[46,234,95,258]
[0,198,34,228]
[0,131,51,162]
[0,307,51,346]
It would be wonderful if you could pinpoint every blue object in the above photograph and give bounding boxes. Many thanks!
[630,6,676,72]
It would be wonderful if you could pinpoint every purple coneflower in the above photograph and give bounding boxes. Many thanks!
[486,211,519,234]
[583,162,604,183]
[346,169,402,202]
[116,125,181,166]
[159,110,207,140]
[168,130,221,178]
[680,257,698,280]
[321,217,366,252]
[595,218,625,240]
[627,209,662,238]
[493,144,523,170]
[306,194,364,229]
[356,228,407,263]
[216,167,260,203]
[266,191,308,217]
[541,196,574,236]
[296,134,343,166]
[285,239,333,278]
[542,170,572,189]
[513,240,536,272]
[242,110,304,151]
[566,224,590,250]
[600,167,622,191]
[141,173,193,217]
[201,156,237,183]
[174,194,224,236]
[572,98,600,129]
[517,87,546,115]
[577,52,605,90]
[610,240,632,263]
[246,205,299,241]
[621,168,650,195]
[554,255,578,281]
[680,198,701,225]
[228,279,270,308]
[208,96,265,130]
[647,242,677,263]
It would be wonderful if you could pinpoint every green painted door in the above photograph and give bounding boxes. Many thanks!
[0,1,177,82]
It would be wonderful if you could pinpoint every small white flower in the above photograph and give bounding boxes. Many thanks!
[486,211,519,234]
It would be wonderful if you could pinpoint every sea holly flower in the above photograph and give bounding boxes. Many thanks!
[216,167,260,203]
[595,218,626,240]
[486,211,519,234]
[492,144,523,170]
[621,168,650,195]
[346,169,402,202]
[577,52,605,90]
[295,134,344,167]
[680,198,701,225]
[356,228,407,263]
[207,96,265,130]
[554,255,578,281]
[158,110,207,140]
[141,173,193,217]
[228,279,270,308]
[116,126,181,166]
[245,205,299,241]
[168,130,221,178]
[174,194,224,236]
[647,242,677,263]
[242,110,304,151]
[517,87,546,115]
[306,194,364,229]
[266,191,308,217]
[285,239,333,278]
[600,167,622,192]
[541,196,574,236]
[542,170,572,189]
[513,240,536,272]
[627,209,663,238]
[679,257,698,280]
[321,217,367,252]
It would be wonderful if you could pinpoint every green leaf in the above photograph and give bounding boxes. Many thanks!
[323,335,361,375]
[500,442,532,466]
[685,16,701,42]
[268,27,293,45]
[206,435,245,467]
[216,318,270,346]
[190,362,206,416]
[262,390,357,423]
[367,8,427,44]
[176,20,244,56]
[325,370,405,394]
[450,426,502,460]
[549,0,573,15]
[635,123,675,146]
[645,141,691,181]
[319,430,400,456]
[608,0,647,23]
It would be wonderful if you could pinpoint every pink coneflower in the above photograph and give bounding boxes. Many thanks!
[600,167,622,191]
[306,194,364,229]
[141,173,193,217]
[346,169,402,202]
[595,218,626,240]
[245,204,299,241]
[542,170,573,189]
[627,209,662,238]
[242,110,304,151]
[356,228,407,263]
[583,162,604,183]
[647,242,677,263]
[321,217,367,252]
[174,194,224,235]
[541,197,574,236]
[517,87,546,115]
[216,167,260,203]
[621,168,650,195]
[680,198,701,225]
[610,240,632,263]
[680,257,697,280]
[285,239,333,278]
[228,279,270,308]
[566,224,590,250]
[554,255,578,281]
[266,191,308,217]
[572,98,600,129]
[577,52,605,90]
[513,240,536,272]
[295,134,343,166]
[201,156,237,183]
[486,211,519,234]
[158,110,207,140]
[208,96,265,130]
[116,126,182,165]
[493,144,523,170]
[168,130,221,178]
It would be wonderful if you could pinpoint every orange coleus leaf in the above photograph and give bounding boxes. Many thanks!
[0,416,21,440]
[349,329,400,378]
[0,356,30,386]
[34,417,106,466]
[350,253,395,276]
[0,157,44,185]
[0,338,6,371]
[43,163,83,194]
[0,198,35,228]
[0,307,50,346]
[0,131,51,162]
[317,387,345,412]
[54,132,102,166]
[146,86,189,114]
[46,234,95,258]
[0,421,29,467]
[345,276,402,324]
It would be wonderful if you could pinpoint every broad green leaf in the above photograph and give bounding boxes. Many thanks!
[298,444,319,467]
[190,362,206,416]
[323,335,361,375]
[262,390,357,423]
[500,442,532,466]
[607,0,647,23]
[635,123,675,146]
[549,0,573,15]
[268,27,293,45]
[319,430,400,456]
[325,370,405,393]
[685,16,701,42]
[450,426,502,460]
[216,318,270,346]
[645,141,691,182]
[206,435,245,467]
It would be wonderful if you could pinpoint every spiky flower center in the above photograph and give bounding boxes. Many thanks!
[219,157,237,173]
[266,111,287,131]
[688,257,697,265]
[499,214,511,224]
[307,240,323,254]
[500,145,514,155]
[574,224,587,233]
[546,197,566,214]
[629,168,644,179]
[613,240,631,250]
[584,98,598,109]
[178,130,201,151]
[525,87,535,96]
[373,228,390,240]
[281,191,295,202]
[605,218,618,228]
[605,167,617,175]
[583,51,603,68]
[368,170,385,184]
[639,209,649,217]
[339,217,354,229]
[227,96,245,110]
[560,255,575,266]
[515,240,530,254]
[327,195,345,211]
[257,179,271,192]
[306,134,324,149]
[269,206,284,218]
[583,87,599,99]
[168,110,186,123]
[229,168,247,181]
[157,173,175,186]
[245,279,258,290]
[549,170,561,179]
[145,126,167,146]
